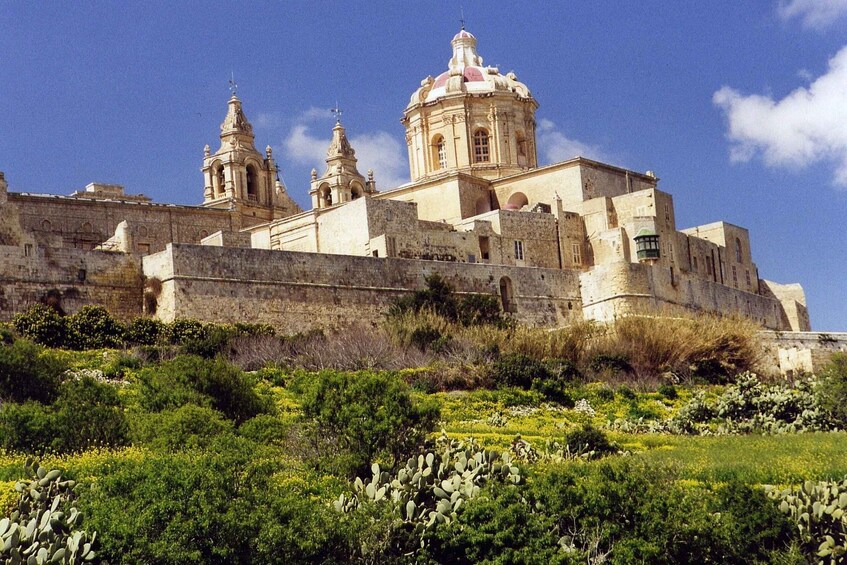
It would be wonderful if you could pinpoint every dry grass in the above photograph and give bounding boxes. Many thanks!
[586,313,763,382]
[225,309,763,388]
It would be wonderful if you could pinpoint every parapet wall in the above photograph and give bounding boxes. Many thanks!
[0,244,143,321]
[143,243,582,333]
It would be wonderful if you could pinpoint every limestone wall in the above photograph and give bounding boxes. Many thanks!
[759,331,847,375]
[579,260,789,329]
[11,193,237,254]
[0,244,143,321]
[143,243,582,333]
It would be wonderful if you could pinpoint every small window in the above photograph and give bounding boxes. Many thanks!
[479,236,490,261]
[24,244,33,257]
[571,243,582,265]
[372,250,379,257]
[745,269,752,289]
[137,243,151,254]
[732,265,738,287]
[665,207,671,226]
[692,256,698,272]
[735,238,742,263]
[514,240,524,261]
[41,219,52,231]
[473,129,490,163]
[467,254,476,263]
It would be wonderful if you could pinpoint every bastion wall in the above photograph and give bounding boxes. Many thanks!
[142,243,583,333]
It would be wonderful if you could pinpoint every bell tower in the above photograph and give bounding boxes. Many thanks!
[202,92,301,223]
[309,117,377,209]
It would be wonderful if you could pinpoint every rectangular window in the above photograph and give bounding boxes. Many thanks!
[467,254,476,263]
[137,243,150,254]
[23,244,33,257]
[635,205,649,217]
[745,269,752,289]
[665,207,671,226]
[479,236,490,261]
[386,236,397,258]
[732,265,738,287]
[667,242,674,262]
[692,256,698,272]
[571,243,582,265]
[514,240,524,261]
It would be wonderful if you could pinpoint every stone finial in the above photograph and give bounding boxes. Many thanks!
[204,144,211,157]
[367,169,374,181]
[646,170,656,178]
[311,168,318,180]
[266,145,273,157]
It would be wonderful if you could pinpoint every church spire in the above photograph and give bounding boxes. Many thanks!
[325,120,356,165]
[220,94,255,142]
[310,118,376,209]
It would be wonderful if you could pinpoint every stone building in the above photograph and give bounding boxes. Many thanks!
[0,27,810,333]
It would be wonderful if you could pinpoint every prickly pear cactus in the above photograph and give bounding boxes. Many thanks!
[0,459,100,564]
[335,432,521,537]
[766,477,847,565]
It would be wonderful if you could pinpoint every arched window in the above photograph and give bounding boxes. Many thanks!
[432,136,447,170]
[350,182,363,200]
[246,164,258,201]
[473,129,490,163]
[735,238,742,263]
[319,184,332,208]
[215,165,225,196]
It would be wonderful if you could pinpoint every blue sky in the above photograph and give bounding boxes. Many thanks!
[2,1,846,330]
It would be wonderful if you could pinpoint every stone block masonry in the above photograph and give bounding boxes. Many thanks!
[143,243,582,333]
[0,245,143,321]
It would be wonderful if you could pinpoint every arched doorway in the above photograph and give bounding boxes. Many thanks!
[499,276,515,313]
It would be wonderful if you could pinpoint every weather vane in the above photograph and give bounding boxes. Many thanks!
[460,6,465,30]
[228,71,238,96]
[330,102,342,123]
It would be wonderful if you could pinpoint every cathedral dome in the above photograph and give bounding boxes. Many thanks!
[408,28,533,108]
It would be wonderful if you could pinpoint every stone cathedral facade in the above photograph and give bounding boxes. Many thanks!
[0,29,810,333]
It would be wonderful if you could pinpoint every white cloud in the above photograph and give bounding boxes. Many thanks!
[777,0,847,30]
[283,111,409,190]
[536,118,607,164]
[253,111,285,129]
[713,45,847,186]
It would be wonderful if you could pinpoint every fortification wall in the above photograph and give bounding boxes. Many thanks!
[143,244,582,333]
[580,261,789,330]
[0,244,143,321]
[759,331,847,376]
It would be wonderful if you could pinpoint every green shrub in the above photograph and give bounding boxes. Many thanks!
[456,293,506,327]
[0,339,66,403]
[163,318,207,345]
[589,353,633,375]
[409,325,447,352]
[296,370,440,477]
[130,404,233,451]
[530,376,574,406]
[564,424,614,457]
[492,353,550,390]
[78,436,357,564]
[658,383,678,400]
[617,385,636,400]
[0,324,15,345]
[52,376,128,451]
[389,273,505,328]
[0,401,57,452]
[181,324,236,358]
[817,353,847,425]
[65,305,125,350]
[595,386,615,402]
[12,304,66,348]
[102,351,144,379]
[238,414,289,445]
[133,355,272,424]
[124,317,165,345]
